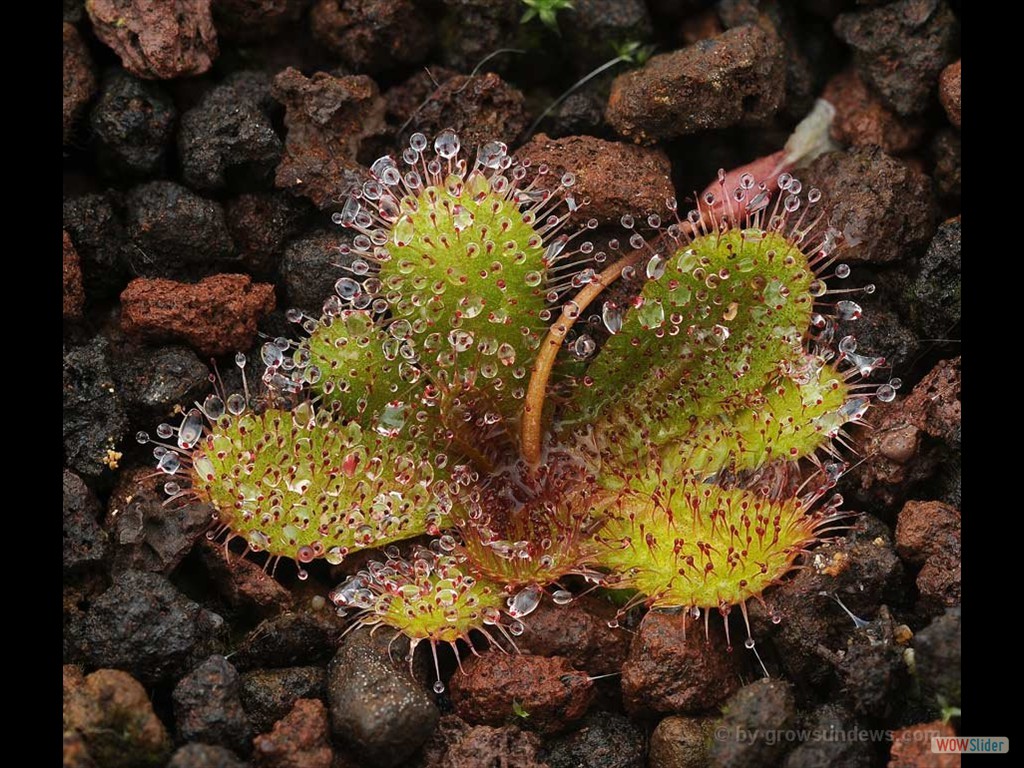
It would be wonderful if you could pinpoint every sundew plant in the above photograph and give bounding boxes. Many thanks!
[138,129,894,691]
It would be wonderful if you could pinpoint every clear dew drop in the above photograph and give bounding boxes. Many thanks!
[203,394,225,419]
[836,300,862,321]
[497,343,516,366]
[435,129,460,159]
[572,335,596,359]
[227,393,247,415]
[552,590,574,605]
[448,330,474,352]
[261,342,284,368]
[646,254,667,280]
[335,277,361,300]
[839,397,870,422]
[476,140,507,169]
[157,451,181,475]
[602,302,623,334]
[433,680,445,694]
[375,402,408,438]
[876,384,896,402]
[177,408,204,449]
[507,585,543,618]
[393,217,415,246]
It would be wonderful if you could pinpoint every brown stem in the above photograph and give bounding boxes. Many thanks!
[520,251,645,467]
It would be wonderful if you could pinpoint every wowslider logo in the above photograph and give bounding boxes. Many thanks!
[932,736,1009,754]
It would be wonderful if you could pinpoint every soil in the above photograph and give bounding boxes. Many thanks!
[63,1,961,766]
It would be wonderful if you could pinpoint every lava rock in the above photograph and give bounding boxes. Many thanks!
[86,0,219,79]
[114,344,209,422]
[436,0,519,73]
[889,720,958,767]
[938,60,960,128]
[168,743,248,768]
[90,69,176,178]
[606,24,785,144]
[125,181,236,278]
[179,71,282,191]
[837,608,908,717]
[383,66,456,126]
[516,134,674,228]
[105,466,212,575]
[213,0,308,41]
[272,68,386,210]
[912,607,960,708]
[915,550,961,615]
[64,230,85,319]
[199,538,293,616]
[515,594,631,676]
[717,0,821,122]
[173,655,254,754]
[241,667,327,733]
[253,698,334,768]
[823,68,926,154]
[449,652,594,734]
[547,88,610,139]
[545,710,646,768]
[422,716,547,768]
[63,23,97,144]
[63,666,171,768]
[310,0,432,74]
[802,146,937,263]
[327,635,439,767]
[648,716,715,768]
[120,274,275,357]
[905,217,960,339]
[563,0,652,72]
[621,612,742,715]
[749,516,906,687]
[398,72,529,159]
[62,732,94,768]
[64,572,109,664]
[63,337,129,478]
[72,570,225,684]
[853,357,961,508]
[280,229,352,314]
[782,704,874,768]
[708,679,798,768]
[234,608,348,669]
[895,500,960,567]
[63,192,133,300]
[226,192,310,276]
[834,0,959,116]
[930,129,960,205]
[63,470,108,572]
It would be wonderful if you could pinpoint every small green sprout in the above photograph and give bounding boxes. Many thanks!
[612,40,655,66]
[512,699,531,718]
[520,0,574,32]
